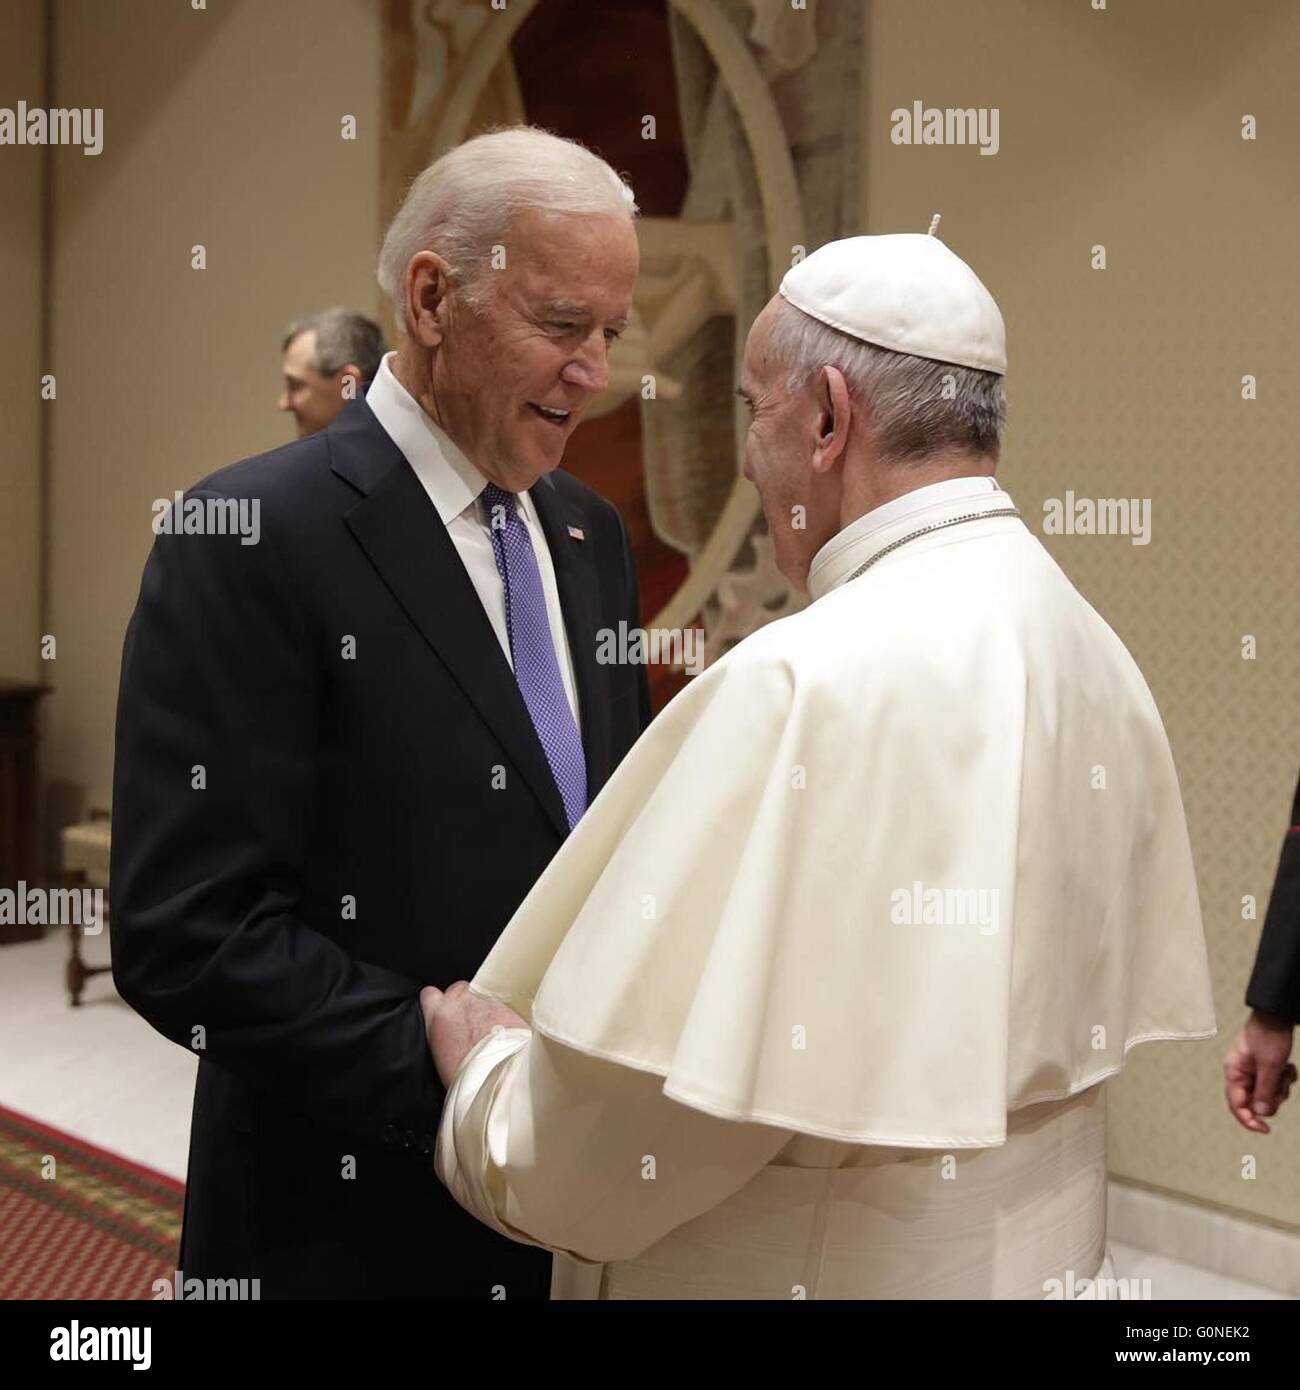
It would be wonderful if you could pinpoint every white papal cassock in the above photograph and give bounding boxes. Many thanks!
[436,475,1216,1299]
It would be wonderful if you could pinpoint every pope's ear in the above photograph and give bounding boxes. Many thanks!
[811,364,852,474]
[405,251,453,349]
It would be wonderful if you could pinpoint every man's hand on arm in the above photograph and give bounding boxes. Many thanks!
[421,982,529,1088]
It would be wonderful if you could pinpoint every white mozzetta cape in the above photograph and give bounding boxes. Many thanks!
[470,485,1216,1148]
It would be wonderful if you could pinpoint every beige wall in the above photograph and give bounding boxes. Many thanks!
[0,0,46,681]
[44,0,383,819]
[863,0,1300,1228]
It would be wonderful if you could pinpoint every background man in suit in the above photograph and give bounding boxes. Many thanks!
[111,127,649,1298]
[278,307,387,437]
[1225,773,1300,1132]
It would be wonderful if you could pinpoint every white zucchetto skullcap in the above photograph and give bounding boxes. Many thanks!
[778,226,1007,375]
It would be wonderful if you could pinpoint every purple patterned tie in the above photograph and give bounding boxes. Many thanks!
[482,483,587,830]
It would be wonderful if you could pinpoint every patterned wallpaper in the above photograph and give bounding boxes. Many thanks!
[862,0,1300,1228]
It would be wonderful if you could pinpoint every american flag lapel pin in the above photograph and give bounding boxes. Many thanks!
[567,524,585,542]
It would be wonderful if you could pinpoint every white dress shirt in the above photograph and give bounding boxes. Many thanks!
[365,353,581,728]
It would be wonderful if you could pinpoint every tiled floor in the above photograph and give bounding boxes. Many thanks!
[0,927,1292,1298]
[0,928,195,1179]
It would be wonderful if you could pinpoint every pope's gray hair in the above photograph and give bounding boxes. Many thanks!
[767,298,1007,463]
[377,126,638,332]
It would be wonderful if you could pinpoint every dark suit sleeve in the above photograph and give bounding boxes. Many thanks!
[1245,774,1300,1025]
[110,490,443,1143]
[614,506,653,735]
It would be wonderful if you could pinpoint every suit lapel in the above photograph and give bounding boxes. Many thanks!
[329,404,570,838]
[531,476,614,802]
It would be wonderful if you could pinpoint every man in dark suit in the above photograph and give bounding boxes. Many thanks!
[1225,772,1300,1132]
[110,128,649,1298]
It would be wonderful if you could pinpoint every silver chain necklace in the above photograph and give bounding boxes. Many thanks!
[844,507,1021,583]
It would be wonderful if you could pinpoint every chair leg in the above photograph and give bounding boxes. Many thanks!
[66,870,87,1007]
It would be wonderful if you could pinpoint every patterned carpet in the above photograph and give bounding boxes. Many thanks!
[0,1103,183,1299]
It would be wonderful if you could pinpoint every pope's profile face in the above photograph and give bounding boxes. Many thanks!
[739,298,826,588]
[432,207,638,488]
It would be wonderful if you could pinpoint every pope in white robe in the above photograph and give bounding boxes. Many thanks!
[421,230,1216,1300]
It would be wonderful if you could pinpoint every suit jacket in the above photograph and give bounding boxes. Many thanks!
[1246,773,1300,1025]
[110,398,651,1298]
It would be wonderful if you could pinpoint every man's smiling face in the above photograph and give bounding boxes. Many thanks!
[431,206,638,489]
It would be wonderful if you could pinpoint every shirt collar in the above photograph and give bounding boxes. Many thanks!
[808,475,1008,601]
[365,352,488,526]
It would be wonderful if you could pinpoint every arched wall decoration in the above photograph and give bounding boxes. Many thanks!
[421,0,806,634]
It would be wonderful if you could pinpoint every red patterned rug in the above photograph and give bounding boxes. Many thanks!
[0,1103,183,1299]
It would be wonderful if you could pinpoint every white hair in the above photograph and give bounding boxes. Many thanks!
[377,126,638,331]
[767,297,1008,463]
